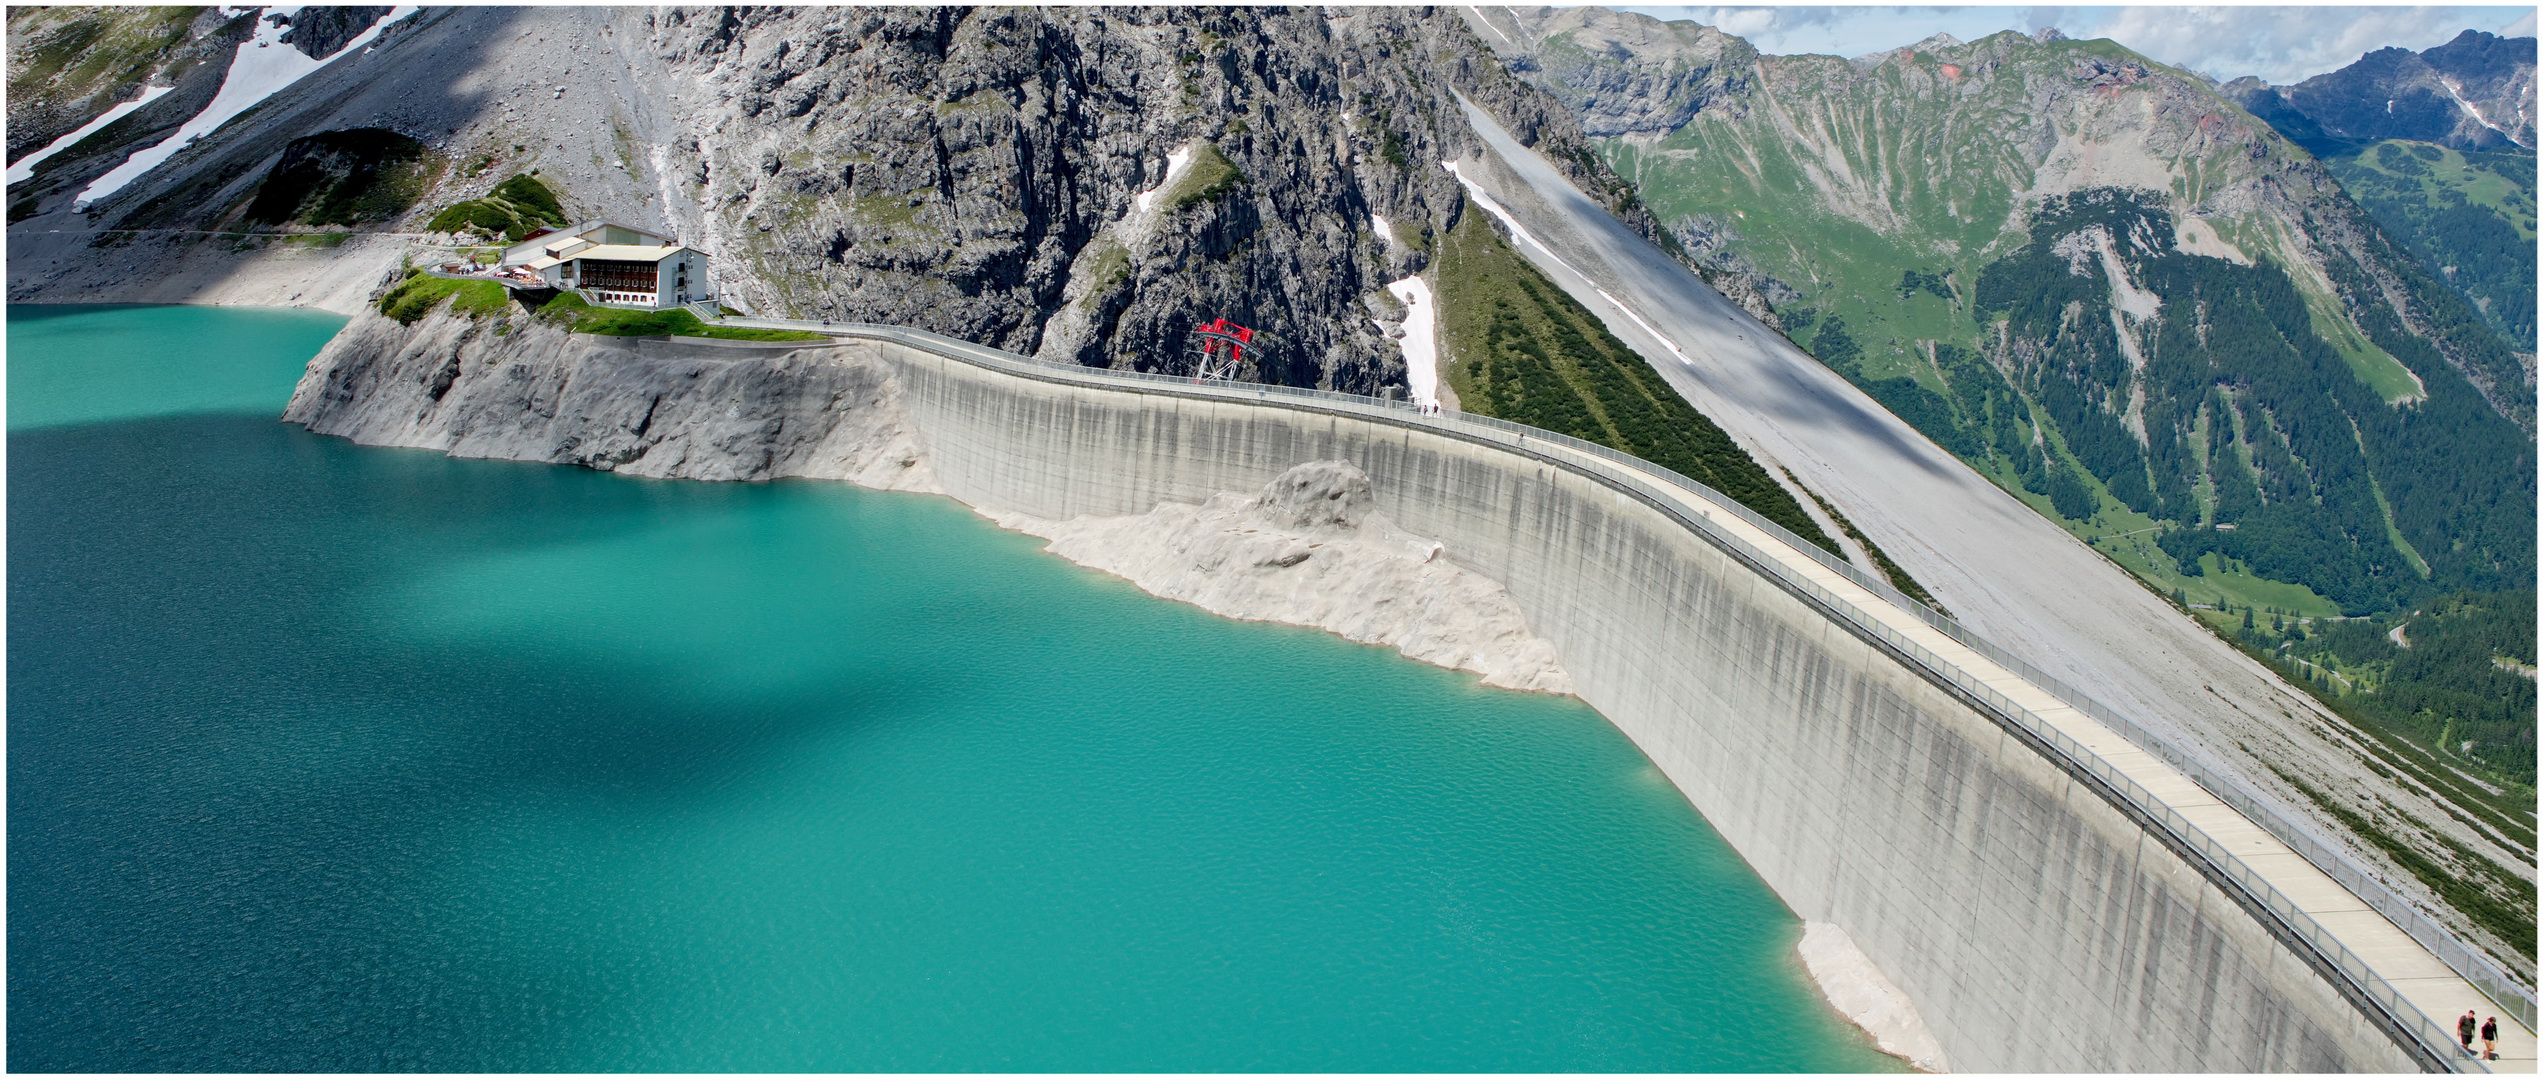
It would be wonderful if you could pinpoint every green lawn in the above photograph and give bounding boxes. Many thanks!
[537,292,829,340]
[378,272,514,324]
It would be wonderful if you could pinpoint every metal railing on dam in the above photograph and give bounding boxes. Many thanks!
[722,316,2523,1069]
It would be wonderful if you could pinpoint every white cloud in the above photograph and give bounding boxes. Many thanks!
[1615,5,2536,85]
[2069,5,2535,83]
[1701,6,1782,36]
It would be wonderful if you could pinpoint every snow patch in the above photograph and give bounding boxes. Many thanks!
[1797,922,1948,1072]
[8,84,174,184]
[1370,212,1401,253]
[77,5,416,209]
[1134,144,1196,214]
[1441,160,1586,278]
[1385,275,1439,408]
[1468,6,1515,46]
[2437,76,2512,138]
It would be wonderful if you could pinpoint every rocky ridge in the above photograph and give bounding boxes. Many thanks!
[2223,30,2537,155]
[10,6,1657,401]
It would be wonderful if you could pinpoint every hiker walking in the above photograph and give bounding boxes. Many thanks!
[2481,1016,2499,1061]
[2459,1010,2478,1052]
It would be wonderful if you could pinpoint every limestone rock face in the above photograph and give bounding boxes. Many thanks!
[638,6,1629,395]
[995,460,1573,694]
[1466,6,1758,137]
[283,306,942,491]
[9,6,1651,398]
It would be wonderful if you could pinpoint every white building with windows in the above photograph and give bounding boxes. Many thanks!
[498,219,713,310]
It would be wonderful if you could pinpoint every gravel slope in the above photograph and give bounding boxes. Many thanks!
[1446,94,2532,968]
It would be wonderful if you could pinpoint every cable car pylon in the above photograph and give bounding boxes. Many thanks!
[1188,318,1256,383]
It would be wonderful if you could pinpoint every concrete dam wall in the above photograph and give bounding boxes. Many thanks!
[288,315,2491,1072]
[867,332,2445,1074]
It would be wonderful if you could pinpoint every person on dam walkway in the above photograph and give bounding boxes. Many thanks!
[2459,1010,2478,1052]
[2482,1016,2499,1060]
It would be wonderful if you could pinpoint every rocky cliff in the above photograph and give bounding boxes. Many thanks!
[2223,30,2537,155]
[283,303,943,489]
[10,6,1657,400]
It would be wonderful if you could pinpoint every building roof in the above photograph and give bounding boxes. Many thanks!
[567,244,693,263]
[498,219,677,267]
[561,219,672,245]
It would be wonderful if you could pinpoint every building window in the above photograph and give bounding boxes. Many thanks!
[578,259,659,292]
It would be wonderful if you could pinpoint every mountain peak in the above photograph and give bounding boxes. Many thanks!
[2227,28,2536,151]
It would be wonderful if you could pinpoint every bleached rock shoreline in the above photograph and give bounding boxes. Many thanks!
[1799,922,1948,1072]
[991,460,1572,695]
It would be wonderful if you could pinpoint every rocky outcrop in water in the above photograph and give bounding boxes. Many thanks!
[283,306,942,490]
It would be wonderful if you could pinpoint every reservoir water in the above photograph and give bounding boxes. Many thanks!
[8,304,1901,1072]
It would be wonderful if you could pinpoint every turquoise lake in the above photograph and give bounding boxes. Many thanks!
[6,304,1900,1071]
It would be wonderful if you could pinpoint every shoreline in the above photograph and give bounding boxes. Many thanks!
[5,230,410,316]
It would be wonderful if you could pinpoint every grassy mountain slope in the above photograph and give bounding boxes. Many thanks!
[1526,21,2533,618]
[2320,140,2536,349]
[4,6,210,160]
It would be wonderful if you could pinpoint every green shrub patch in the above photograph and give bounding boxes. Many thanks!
[425,173,568,241]
[245,128,437,227]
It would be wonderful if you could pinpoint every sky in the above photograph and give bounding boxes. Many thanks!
[1613,5,2538,84]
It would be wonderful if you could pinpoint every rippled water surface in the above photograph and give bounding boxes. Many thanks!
[8,304,1899,1071]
